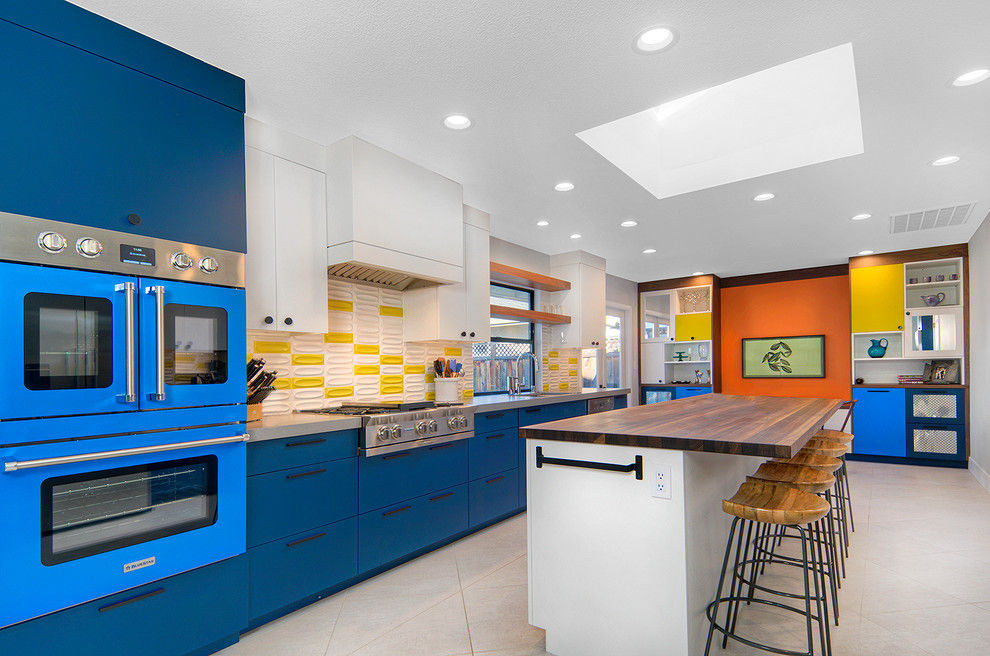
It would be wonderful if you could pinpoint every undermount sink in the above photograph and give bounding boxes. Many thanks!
[512,391,573,397]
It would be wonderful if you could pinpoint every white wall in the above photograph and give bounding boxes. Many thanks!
[490,236,551,273]
[969,218,990,491]
[606,274,640,401]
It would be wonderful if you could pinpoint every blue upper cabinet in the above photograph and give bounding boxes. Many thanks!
[0,2,247,252]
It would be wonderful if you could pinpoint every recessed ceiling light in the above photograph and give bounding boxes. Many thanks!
[850,213,872,221]
[931,155,960,166]
[536,220,549,227]
[753,193,775,202]
[858,250,874,256]
[620,220,638,227]
[952,69,990,87]
[570,233,582,239]
[633,26,677,54]
[443,114,472,130]
[554,182,575,192]
[643,248,657,254]
[692,271,704,276]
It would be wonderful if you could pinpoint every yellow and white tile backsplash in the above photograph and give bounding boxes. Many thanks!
[248,281,474,415]
[540,324,582,392]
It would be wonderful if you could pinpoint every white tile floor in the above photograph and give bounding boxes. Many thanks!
[220,461,990,656]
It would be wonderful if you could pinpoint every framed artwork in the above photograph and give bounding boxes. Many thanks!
[923,360,959,384]
[742,335,826,378]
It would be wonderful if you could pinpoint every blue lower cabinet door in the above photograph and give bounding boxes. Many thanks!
[674,387,711,399]
[247,518,357,623]
[0,556,247,656]
[247,458,357,548]
[358,484,468,573]
[247,430,358,475]
[469,429,519,481]
[518,438,528,507]
[851,388,907,457]
[612,394,628,410]
[358,441,468,513]
[469,469,520,527]
[906,423,965,461]
[641,386,674,404]
[474,409,518,434]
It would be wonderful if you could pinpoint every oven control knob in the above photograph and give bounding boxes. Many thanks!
[377,426,390,442]
[171,252,194,270]
[198,256,220,274]
[38,231,67,253]
[390,425,402,440]
[75,238,103,258]
[428,420,438,433]
[448,416,458,430]
[416,421,428,436]
[459,416,469,429]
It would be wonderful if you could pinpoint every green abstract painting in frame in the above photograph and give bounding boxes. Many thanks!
[742,335,825,378]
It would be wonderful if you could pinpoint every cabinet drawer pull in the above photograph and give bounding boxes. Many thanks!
[383,505,412,517]
[430,492,454,502]
[286,438,327,448]
[429,443,454,451]
[383,451,411,460]
[285,468,326,480]
[524,408,542,414]
[485,433,505,440]
[866,390,891,393]
[485,476,505,485]
[484,413,504,420]
[286,532,327,548]
[98,587,165,613]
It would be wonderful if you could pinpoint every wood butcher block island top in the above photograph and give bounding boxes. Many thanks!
[519,393,842,459]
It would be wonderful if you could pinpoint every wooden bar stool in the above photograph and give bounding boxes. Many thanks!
[705,481,832,656]
[815,399,857,533]
[798,439,851,561]
[773,447,849,578]
[746,462,840,626]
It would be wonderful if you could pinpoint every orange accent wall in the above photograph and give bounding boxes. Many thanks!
[720,276,851,399]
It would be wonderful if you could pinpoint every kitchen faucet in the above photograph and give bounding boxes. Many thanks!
[509,351,541,395]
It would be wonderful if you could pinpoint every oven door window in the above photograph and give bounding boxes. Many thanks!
[41,456,218,566]
[24,292,113,391]
[165,304,228,386]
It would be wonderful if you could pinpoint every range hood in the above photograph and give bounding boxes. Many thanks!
[326,136,464,291]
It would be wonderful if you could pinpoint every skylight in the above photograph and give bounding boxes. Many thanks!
[576,43,864,200]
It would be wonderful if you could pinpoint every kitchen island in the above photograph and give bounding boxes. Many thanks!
[519,393,841,656]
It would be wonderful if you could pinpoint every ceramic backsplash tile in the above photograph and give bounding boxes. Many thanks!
[248,281,473,415]
[540,324,582,391]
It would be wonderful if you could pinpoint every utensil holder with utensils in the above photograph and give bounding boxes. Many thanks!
[434,378,460,404]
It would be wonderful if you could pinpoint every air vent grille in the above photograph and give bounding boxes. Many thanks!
[327,262,438,291]
[890,204,974,234]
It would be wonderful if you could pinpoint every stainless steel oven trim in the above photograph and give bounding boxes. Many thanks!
[2,434,248,472]
[359,430,473,457]
[0,210,245,288]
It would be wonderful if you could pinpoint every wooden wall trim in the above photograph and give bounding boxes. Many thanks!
[720,264,848,288]
[848,243,968,269]
[638,274,716,293]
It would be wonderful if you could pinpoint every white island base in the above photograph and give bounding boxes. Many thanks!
[526,439,762,656]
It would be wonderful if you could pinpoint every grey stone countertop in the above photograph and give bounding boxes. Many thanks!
[246,388,631,442]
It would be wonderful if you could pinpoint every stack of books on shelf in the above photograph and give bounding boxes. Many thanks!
[897,374,925,385]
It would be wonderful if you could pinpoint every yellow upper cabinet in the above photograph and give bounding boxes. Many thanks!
[674,312,712,341]
[850,264,904,332]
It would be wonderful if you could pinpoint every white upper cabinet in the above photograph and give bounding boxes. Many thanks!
[326,136,464,286]
[550,251,606,349]
[404,206,491,342]
[245,119,329,334]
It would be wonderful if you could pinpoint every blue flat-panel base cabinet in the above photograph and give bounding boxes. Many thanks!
[0,5,247,252]
[674,387,712,399]
[0,556,247,656]
[852,388,907,457]
[641,385,675,404]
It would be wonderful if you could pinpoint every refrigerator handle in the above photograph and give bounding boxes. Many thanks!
[146,285,166,401]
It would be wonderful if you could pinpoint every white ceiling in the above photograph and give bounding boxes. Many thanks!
[70,0,990,282]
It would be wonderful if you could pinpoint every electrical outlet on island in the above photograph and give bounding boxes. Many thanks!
[649,462,672,499]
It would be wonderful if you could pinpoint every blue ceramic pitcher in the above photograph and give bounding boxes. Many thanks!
[867,338,888,358]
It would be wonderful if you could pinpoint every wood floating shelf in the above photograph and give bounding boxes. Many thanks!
[490,304,571,325]
[490,262,571,292]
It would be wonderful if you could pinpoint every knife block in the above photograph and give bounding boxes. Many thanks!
[247,403,263,422]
